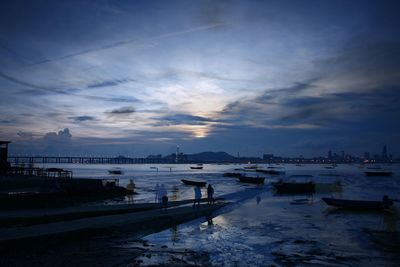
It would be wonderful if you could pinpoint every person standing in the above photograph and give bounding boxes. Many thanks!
[193,185,202,208]
[160,184,168,212]
[207,184,214,205]
[155,184,160,203]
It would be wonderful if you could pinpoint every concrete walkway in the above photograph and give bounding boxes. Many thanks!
[0,197,223,227]
[0,203,225,242]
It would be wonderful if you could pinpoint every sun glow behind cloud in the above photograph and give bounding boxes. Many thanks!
[1,0,400,156]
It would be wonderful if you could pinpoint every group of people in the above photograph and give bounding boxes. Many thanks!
[193,184,214,207]
[154,183,215,211]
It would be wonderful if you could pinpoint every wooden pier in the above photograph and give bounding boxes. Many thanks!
[7,156,175,164]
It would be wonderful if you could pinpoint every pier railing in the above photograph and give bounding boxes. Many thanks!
[7,167,73,179]
[7,156,175,164]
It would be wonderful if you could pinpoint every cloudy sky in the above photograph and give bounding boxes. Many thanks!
[0,0,399,157]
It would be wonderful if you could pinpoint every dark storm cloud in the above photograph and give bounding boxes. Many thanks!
[87,78,134,89]
[0,70,140,104]
[154,114,214,126]
[68,116,96,123]
[43,128,72,143]
[107,106,135,114]
[83,95,140,103]
[0,120,11,124]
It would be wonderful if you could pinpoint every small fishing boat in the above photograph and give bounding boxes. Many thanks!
[108,168,123,175]
[181,179,207,187]
[190,164,203,170]
[237,176,265,184]
[190,166,203,169]
[223,172,246,178]
[364,170,393,176]
[256,166,285,175]
[272,181,315,194]
[364,165,392,176]
[272,175,315,194]
[242,163,259,172]
[322,197,393,210]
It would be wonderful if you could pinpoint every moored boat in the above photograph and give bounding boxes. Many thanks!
[223,172,246,178]
[272,175,315,194]
[181,179,207,187]
[322,197,393,210]
[364,165,392,176]
[190,166,203,169]
[256,166,285,175]
[237,176,265,184]
[108,168,123,175]
[272,181,315,194]
[364,171,392,176]
[190,164,203,170]
[243,163,258,171]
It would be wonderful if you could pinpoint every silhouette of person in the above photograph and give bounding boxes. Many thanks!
[207,184,214,205]
[256,195,261,205]
[155,184,160,203]
[159,184,168,212]
[193,186,202,208]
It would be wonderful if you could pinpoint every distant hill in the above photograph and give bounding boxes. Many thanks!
[186,151,235,162]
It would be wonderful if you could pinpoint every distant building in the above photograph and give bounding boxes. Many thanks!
[175,145,180,163]
[263,154,274,160]
[382,144,388,161]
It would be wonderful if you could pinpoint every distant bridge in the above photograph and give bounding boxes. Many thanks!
[7,156,175,164]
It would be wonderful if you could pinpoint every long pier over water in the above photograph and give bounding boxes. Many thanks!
[7,156,175,164]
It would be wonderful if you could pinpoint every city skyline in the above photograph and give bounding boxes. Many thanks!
[1,0,400,157]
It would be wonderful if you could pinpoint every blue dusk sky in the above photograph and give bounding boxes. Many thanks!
[0,0,399,157]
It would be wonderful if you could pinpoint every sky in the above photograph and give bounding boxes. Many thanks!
[0,0,399,157]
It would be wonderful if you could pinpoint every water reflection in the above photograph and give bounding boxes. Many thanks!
[383,210,398,232]
[170,225,180,244]
[171,186,179,201]
[256,195,261,205]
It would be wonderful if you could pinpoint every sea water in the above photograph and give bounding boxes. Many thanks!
[42,163,400,266]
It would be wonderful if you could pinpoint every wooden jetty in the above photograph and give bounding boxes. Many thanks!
[0,202,226,242]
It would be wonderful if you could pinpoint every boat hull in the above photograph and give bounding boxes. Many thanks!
[237,177,265,184]
[190,167,203,170]
[322,197,393,210]
[181,179,207,187]
[272,182,315,194]
[364,171,392,176]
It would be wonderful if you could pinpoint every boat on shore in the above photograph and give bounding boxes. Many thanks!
[223,172,246,178]
[272,181,315,194]
[364,170,393,176]
[108,168,123,175]
[322,197,393,210]
[272,175,315,194]
[237,176,265,184]
[364,165,392,176]
[181,179,207,187]
[243,164,259,172]
[190,164,203,170]
[256,166,285,175]
[190,166,203,170]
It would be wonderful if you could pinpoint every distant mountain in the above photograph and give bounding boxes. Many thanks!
[186,151,235,162]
